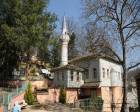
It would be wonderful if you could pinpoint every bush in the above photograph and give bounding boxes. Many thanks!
[59,86,66,104]
[24,83,35,105]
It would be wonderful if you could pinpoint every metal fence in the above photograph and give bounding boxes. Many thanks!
[74,98,139,112]
[2,82,27,112]
[75,98,103,112]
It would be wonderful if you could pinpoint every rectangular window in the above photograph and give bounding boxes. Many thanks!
[85,68,89,79]
[93,68,97,79]
[71,70,73,81]
[77,72,80,81]
[57,72,59,80]
[102,68,105,78]
[62,71,64,81]
[120,73,122,80]
[118,72,121,80]
[107,69,109,78]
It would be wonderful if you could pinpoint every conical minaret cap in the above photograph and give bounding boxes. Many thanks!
[62,16,68,35]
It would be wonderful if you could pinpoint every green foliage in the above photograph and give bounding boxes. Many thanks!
[59,86,66,104]
[30,67,36,76]
[68,32,78,59]
[24,83,35,105]
[29,65,38,76]
[91,96,103,111]
[80,96,103,111]
[0,0,56,79]
[49,37,61,67]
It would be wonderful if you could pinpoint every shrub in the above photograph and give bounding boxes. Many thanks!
[59,86,66,104]
[92,96,103,111]
[24,83,35,105]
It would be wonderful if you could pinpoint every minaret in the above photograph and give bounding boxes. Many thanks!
[60,16,70,66]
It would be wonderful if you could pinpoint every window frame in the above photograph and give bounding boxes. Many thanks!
[107,69,109,78]
[61,71,64,81]
[85,68,89,79]
[77,71,80,81]
[102,68,105,78]
[93,68,97,79]
[70,70,74,81]
[57,72,59,81]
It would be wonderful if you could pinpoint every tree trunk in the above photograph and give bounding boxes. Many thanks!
[121,44,128,112]
[121,68,128,112]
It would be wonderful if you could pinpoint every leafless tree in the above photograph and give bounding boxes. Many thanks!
[82,0,140,111]
[84,23,114,57]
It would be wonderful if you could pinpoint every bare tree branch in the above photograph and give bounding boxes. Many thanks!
[130,44,140,49]
[123,21,140,29]
[82,0,140,111]
[105,46,122,63]
[120,0,128,25]
[128,62,140,70]
[125,28,139,42]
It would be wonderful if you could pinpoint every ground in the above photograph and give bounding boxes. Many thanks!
[22,102,76,112]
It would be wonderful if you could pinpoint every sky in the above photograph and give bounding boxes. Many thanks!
[47,0,140,67]
[48,0,82,31]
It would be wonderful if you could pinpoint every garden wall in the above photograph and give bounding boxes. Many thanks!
[0,106,3,112]
[37,88,78,104]
[9,92,25,111]
[37,88,60,104]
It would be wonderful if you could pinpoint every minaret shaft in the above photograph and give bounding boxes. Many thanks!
[61,41,68,65]
[60,16,70,66]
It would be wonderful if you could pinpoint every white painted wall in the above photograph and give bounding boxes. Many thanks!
[53,69,84,88]
[53,70,67,86]
[72,58,123,87]
[53,58,123,88]
[74,59,100,83]
[67,70,84,88]
[99,58,123,87]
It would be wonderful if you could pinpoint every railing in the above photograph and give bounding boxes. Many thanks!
[2,82,27,112]
[75,98,103,112]
[75,98,139,112]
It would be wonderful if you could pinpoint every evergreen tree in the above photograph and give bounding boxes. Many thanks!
[0,0,56,79]
[68,32,78,59]
[59,86,66,104]
[50,37,60,67]
[24,83,35,105]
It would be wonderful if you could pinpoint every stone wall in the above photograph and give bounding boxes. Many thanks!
[66,88,78,104]
[37,88,78,104]
[101,87,123,112]
[112,87,123,112]
[30,80,48,91]
[37,88,60,104]
[101,87,112,112]
[9,92,25,111]
[0,106,3,112]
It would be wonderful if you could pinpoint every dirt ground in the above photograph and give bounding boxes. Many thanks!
[21,103,74,112]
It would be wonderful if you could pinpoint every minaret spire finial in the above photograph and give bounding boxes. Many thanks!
[62,16,68,35]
